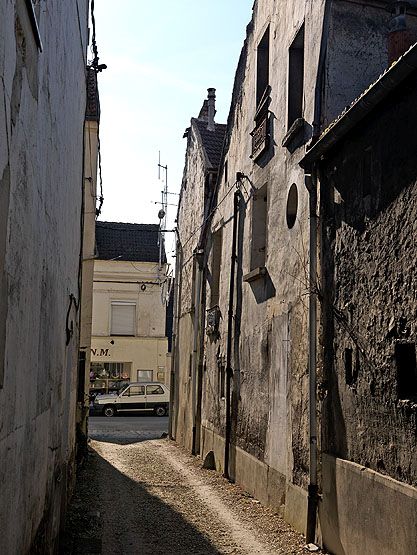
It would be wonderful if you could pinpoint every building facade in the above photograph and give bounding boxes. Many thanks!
[90,222,170,395]
[0,1,89,552]
[172,0,417,552]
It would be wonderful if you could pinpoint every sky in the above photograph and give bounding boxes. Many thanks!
[93,0,254,260]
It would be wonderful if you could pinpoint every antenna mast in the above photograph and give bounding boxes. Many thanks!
[157,151,168,270]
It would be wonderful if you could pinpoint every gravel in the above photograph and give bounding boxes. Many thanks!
[62,437,321,554]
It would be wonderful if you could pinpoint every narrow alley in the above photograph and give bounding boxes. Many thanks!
[62,421,308,555]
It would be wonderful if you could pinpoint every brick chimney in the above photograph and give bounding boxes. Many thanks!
[388,1,414,64]
[207,88,216,131]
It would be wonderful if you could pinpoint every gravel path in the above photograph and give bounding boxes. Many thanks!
[62,437,314,554]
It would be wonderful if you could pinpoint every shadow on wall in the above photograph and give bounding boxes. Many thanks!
[61,443,221,555]
[248,268,276,304]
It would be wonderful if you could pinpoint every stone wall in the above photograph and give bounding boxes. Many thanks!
[321,73,417,487]
[0,1,88,552]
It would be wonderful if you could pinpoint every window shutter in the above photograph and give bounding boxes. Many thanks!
[111,303,136,335]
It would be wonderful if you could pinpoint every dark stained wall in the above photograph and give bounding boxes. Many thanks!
[320,72,417,486]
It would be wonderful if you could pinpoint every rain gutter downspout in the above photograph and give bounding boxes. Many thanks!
[306,170,318,544]
[192,248,204,455]
[224,189,240,481]
[168,231,181,440]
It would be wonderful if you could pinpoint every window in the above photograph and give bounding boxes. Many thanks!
[210,228,223,307]
[250,183,268,270]
[147,384,164,395]
[256,26,270,107]
[111,302,136,336]
[286,183,298,229]
[123,385,145,396]
[396,343,417,399]
[137,369,153,382]
[219,364,225,399]
[288,25,305,129]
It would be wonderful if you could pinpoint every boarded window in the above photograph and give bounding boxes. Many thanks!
[210,228,223,307]
[250,183,268,270]
[256,26,270,107]
[288,25,304,129]
[111,302,136,336]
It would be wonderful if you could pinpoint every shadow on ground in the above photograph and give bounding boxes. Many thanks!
[60,442,220,555]
[88,432,168,446]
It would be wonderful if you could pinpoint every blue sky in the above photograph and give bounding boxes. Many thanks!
[93,0,254,258]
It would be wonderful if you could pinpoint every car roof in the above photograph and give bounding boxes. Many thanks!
[127,382,167,387]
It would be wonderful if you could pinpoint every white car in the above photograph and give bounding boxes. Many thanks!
[94,382,170,417]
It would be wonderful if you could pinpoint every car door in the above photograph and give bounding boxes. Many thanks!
[117,384,145,412]
[145,384,167,410]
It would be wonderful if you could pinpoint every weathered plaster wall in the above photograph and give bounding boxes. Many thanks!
[321,75,417,487]
[202,0,325,498]
[79,119,99,440]
[325,1,417,127]
[174,120,209,450]
[0,1,88,552]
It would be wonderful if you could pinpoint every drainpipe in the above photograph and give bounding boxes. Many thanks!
[306,170,318,544]
[224,190,240,480]
[168,232,181,440]
[192,248,204,455]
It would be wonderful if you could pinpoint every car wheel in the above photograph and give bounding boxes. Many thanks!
[103,405,116,417]
[154,405,166,417]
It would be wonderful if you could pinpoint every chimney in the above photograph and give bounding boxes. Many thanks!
[207,88,216,131]
[388,1,414,64]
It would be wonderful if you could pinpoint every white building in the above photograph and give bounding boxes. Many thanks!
[90,222,171,395]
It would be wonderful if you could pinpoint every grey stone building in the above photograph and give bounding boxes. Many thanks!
[0,1,90,552]
[172,0,417,552]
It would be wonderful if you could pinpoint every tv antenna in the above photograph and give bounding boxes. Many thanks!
[157,152,169,274]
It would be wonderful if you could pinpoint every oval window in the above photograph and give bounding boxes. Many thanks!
[286,183,298,229]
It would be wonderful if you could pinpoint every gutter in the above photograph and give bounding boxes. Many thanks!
[305,172,319,544]
[301,42,417,168]
[224,189,240,481]
[168,232,181,440]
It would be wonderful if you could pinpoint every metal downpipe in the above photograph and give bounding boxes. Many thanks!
[224,190,240,480]
[192,249,204,455]
[168,234,181,440]
[306,171,319,544]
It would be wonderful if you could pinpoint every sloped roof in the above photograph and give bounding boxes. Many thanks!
[193,119,227,169]
[300,43,417,168]
[95,221,164,263]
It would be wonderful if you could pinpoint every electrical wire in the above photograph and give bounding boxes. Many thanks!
[89,0,105,216]
[180,178,240,250]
